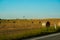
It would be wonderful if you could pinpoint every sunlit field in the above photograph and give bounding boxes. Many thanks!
[0,19,60,40]
[0,26,60,40]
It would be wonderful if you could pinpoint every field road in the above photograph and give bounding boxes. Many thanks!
[23,33,60,40]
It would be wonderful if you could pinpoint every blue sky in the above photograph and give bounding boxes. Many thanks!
[0,0,60,19]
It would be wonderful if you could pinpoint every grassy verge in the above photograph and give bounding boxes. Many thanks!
[0,26,60,40]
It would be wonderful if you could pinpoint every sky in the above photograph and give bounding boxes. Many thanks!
[0,0,60,19]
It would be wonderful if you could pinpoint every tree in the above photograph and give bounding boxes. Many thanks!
[0,18,1,20]
[46,21,50,27]
[23,16,25,19]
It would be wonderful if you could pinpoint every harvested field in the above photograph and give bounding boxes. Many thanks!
[0,19,60,40]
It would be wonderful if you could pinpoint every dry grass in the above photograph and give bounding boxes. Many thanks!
[0,27,60,40]
[0,19,60,40]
